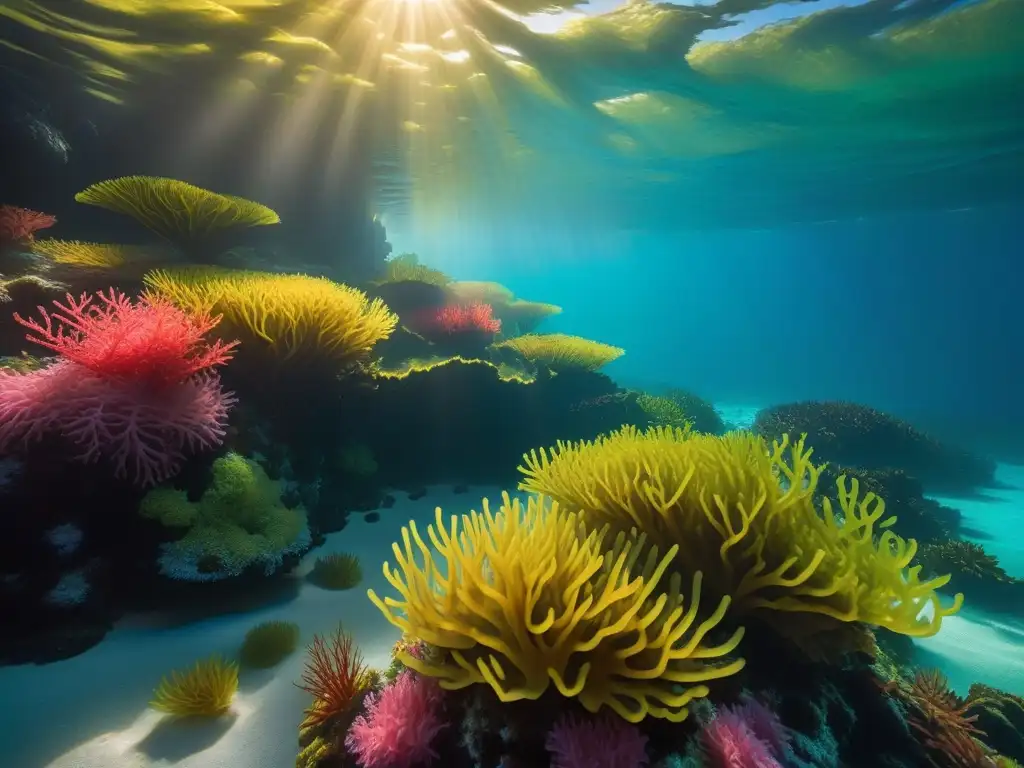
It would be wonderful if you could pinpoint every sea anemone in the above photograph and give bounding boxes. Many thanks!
[151,655,239,716]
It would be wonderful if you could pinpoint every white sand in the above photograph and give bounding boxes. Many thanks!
[2,459,1022,768]
[915,461,1024,696]
[0,486,495,768]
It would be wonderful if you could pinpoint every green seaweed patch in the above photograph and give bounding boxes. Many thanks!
[308,553,363,590]
[240,620,301,669]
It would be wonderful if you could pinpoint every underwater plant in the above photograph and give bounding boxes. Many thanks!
[345,669,447,768]
[493,332,625,371]
[298,625,370,728]
[139,452,310,581]
[308,552,363,590]
[240,620,301,668]
[144,267,398,367]
[151,655,239,716]
[369,492,745,723]
[74,176,279,253]
[519,426,963,637]
[545,713,649,768]
[0,288,237,485]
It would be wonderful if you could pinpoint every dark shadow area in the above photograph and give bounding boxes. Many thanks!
[134,712,238,761]
[958,526,995,541]
[237,664,287,694]
[934,489,1006,504]
[118,576,302,631]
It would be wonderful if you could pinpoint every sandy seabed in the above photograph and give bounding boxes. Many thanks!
[0,459,1022,768]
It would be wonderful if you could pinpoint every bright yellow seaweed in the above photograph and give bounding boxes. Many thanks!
[75,176,279,249]
[368,492,745,723]
[519,426,963,637]
[144,266,398,366]
[493,332,624,372]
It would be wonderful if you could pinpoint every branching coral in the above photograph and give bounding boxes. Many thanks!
[151,655,239,716]
[0,289,236,485]
[368,492,745,723]
[493,332,625,371]
[519,426,963,636]
[144,267,398,367]
[15,288,238,390]
[74,176,279,251]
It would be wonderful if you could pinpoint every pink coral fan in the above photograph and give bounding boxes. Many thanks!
[0,288,237,486]
[545,713,649,768]
[14,289,237,390]
[345,670,447,768]
[0,204,56,247]
[702,705,783,768]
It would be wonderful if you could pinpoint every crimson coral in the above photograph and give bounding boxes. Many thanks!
[0,288,236,486]
[345,670,446,768]
[14,289,238,390]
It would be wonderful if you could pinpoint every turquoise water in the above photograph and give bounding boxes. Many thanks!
[0,0,1022,767]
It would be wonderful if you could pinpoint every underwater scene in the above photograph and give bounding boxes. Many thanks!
[0,0,1023,766]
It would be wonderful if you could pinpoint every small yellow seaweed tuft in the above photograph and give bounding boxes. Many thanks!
[151,655,239,716]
